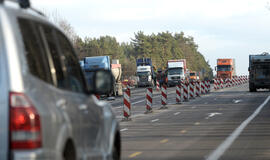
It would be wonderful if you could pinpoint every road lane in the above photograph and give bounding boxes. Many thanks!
[118,83,270,160]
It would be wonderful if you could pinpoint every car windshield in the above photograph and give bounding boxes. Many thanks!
[217,65,231,71]
[137,71,150,76]
[168,68,182,75]
[190,73,195,76]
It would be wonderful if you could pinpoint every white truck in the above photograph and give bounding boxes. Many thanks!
[136,58,155,87]
[167,59,187,86]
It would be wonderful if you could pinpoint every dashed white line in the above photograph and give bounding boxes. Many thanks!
[132,99,145,105]
[174,112,181,115]
[120,128,128,132]
[206,95,270,160]
[151,119,159,123]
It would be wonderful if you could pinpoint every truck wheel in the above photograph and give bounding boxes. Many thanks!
[249,84,256,92]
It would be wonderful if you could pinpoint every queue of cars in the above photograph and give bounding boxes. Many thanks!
[0,0,120,160]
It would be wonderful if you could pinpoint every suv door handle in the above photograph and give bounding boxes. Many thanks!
[56,99,67,109]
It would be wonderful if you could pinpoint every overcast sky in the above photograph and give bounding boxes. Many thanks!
[32,0,270,75]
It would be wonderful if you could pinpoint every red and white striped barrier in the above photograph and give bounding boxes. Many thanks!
[123,88,131,120]
[217,79,220,89]
[176,84,181,104]
[156,81,160,91]
[189,81,195,99]
[225,79,230,88]
[161,85,167,106]
[183,82,189,101]
[220,79,224,89]
[207,80,210,93]
[196,81,201,97]
[201,81,206,94]
[145,87,153,113]
[214,79,217,90]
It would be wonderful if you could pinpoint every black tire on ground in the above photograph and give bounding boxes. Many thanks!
[112,132,121,160]
[63,140,76,160]
[249,84,256,92]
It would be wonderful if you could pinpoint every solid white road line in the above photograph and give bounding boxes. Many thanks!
[120,128,128,132]
[206,95,270,160]
[151,119,159,122]
[174,112,181,115]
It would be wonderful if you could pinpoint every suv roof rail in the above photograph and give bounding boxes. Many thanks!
[0,0,45,16]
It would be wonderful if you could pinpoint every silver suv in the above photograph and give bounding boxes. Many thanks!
[0,0,120,159]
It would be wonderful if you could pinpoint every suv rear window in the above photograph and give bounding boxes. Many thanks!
[18,18,52,83]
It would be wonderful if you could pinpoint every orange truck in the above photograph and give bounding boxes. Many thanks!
[215,58,236,79]
[189,71,199,81]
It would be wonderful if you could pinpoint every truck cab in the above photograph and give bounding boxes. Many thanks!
[216,59,235,80]
[189,71,198,81]
[136,65,154,87]
[167,59,186,86]
[136,58,155,87]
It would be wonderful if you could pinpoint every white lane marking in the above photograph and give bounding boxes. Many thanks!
[192,106,197,109]
[120,128,128,132]
[132,99,145,105]
[174,112,181,115]
[233,99,243,104]
[151,119,159,122]
[206,95,270,160]
[204,102,208,104]
[205,113,222,119]
[115,106,122,109]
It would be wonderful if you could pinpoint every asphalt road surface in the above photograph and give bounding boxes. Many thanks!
[107,83,270,160]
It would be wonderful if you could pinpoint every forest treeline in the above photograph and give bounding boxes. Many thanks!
[74,31,213,79]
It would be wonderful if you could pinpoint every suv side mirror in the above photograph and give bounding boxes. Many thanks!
[90,70,114,95]
[248,67,250,71]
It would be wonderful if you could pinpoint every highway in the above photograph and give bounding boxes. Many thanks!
[108,83,270,160]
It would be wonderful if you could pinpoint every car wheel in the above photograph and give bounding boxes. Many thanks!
[63,140,76,160]
[112,133,121,160]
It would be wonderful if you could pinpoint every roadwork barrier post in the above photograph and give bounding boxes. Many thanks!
[214,79,217,90]
[145,87,153,114]
[196,81,201,97]
[207,80,210,93]
[183,82,189,101]
[156,81,160,91]
[176,83,182,104]
[220,79,224,89]
[189,81,195,99]
[122,88,131,121]
[160,84,168,109]
[201,81,206,94]
[217,79,220,89]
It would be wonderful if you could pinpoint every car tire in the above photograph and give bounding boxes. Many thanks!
[112,133,121,160]
[63,140,76,160]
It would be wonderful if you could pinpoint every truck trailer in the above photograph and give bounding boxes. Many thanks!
[249,52,270,92]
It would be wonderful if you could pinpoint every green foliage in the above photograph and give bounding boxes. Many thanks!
[74,31,213,79]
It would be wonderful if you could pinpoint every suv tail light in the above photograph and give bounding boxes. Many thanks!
[9,92,42,149]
